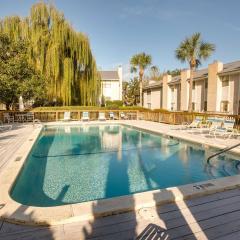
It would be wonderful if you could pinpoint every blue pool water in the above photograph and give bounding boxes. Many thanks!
[11,124,240,206]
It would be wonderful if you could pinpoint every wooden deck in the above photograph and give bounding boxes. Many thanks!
[0,124,35,173]
[1,188,240,239]
[1,122,240,239]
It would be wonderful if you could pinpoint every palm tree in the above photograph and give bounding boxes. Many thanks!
[175,33,215,111]
[130,52,152,106]
[150,65,160,81]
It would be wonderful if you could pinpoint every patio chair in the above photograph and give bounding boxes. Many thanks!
[81,112,89,121]
[109,112,117,120]
[207,117,224,135]
[181,116,204,130]
[62,112,71,121]
[120,112,128,120]
[211,118,238,139]
[0,120,12,131]
[3,113,14,123]
[98,112,106,121]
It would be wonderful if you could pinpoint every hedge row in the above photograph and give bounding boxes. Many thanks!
[32,106,148,111]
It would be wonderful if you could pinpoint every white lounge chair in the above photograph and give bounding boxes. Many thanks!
[207,117,224,136]
[81,112,89,121]
[211,118,238,139]
[109,112,117,120]
[120,112,128,120]
[0,120,12,131]
[98,112,106,121]
[62,112,71,121]
[181,116,203,130]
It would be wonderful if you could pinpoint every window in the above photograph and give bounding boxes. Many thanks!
[147,91,151,103]
[103,83,111,88]
[221,101,229,112]
[171,88,174,102]
[222,80,229,87]
[222,76,229,87]
[192,102,196,111]
[204,101,207,111]
[147,103,151,109]
[192,81,196,90]
[205,80,208,89]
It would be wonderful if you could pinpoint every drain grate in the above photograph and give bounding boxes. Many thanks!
[193,182,215,190]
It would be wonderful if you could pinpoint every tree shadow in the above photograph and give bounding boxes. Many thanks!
[10,127,72,207]
[81,126,138,239]
[0,204,64,239]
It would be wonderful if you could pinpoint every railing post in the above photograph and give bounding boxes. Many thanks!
[56,111,58,121]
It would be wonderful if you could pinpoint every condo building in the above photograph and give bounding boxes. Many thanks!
[99,66,123,101]
[143,60,240,114]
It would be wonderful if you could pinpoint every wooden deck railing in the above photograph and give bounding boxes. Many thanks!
[1,110,240,130]
[0,110,139,122]
[138,111,240,130]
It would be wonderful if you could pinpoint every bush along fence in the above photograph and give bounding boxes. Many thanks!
[1,110,240,130]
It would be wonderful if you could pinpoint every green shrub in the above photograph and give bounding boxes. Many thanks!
[106,100,123,107]
[32,105,147,111]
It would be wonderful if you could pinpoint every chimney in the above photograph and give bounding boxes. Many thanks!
[180,69,190,111]
[162,74,172,110]
[207,61,223,112]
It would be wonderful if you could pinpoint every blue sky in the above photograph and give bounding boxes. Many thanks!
[1,0,240,80]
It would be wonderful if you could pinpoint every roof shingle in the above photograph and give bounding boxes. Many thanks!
[100,71,119,80]
[221,61,240,74]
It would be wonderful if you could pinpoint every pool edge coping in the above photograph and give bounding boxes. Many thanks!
[1,120,240,226]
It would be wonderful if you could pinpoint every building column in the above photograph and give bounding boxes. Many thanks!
[207,61,223,112]
[180,69,190,111]
[162,74,172,110]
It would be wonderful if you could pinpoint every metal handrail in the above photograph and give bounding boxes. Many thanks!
[207,142,240,163]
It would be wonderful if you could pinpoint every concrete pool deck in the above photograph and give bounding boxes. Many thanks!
[0,120,240,228]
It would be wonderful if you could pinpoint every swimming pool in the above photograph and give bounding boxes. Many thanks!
[11,124,240,207]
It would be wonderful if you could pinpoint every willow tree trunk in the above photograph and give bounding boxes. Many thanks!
[188,67,193,112]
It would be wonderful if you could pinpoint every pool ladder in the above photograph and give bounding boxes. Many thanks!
[207,142,240,163]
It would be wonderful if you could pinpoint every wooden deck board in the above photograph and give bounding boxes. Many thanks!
[2,188,240,239]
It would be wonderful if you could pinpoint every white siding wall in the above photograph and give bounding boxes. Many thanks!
[151,89,161,109]
[221,84,229,101]
[196,81,204,112]
[102,81,120,101]
[143,92,148,108]
[170,86,179,111]
[229,74,240,114]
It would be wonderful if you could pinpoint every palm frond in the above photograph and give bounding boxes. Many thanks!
[199,42,216,60]
[130,52,152,70]
[175,32,215,69]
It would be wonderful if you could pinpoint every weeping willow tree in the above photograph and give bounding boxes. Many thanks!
[0,2,100,106]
